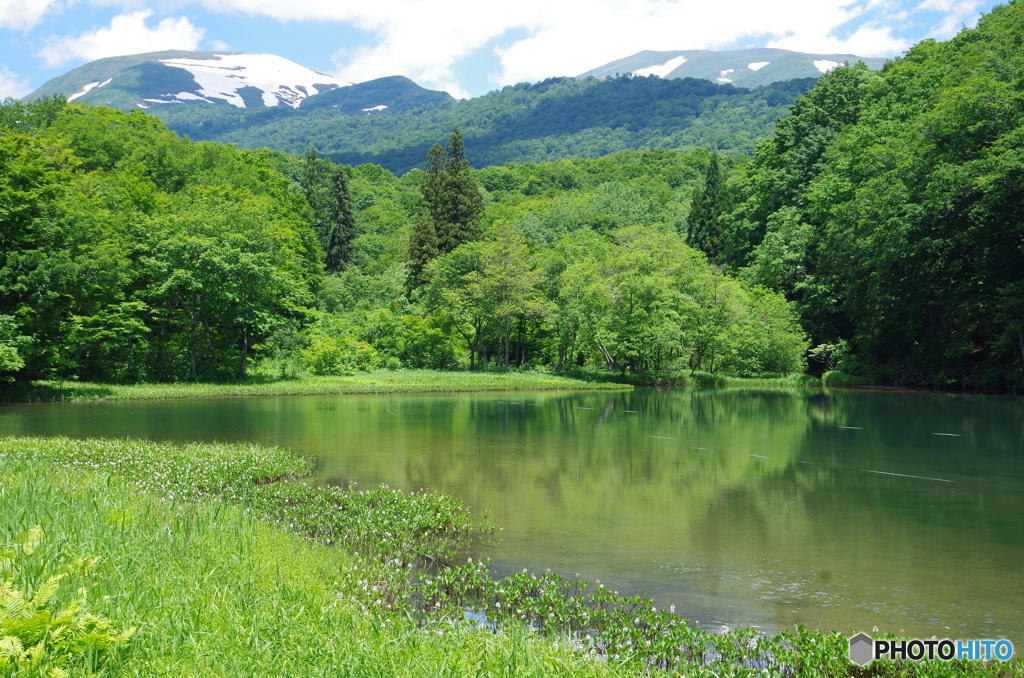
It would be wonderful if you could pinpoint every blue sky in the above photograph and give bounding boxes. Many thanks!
[0,0,1005,100]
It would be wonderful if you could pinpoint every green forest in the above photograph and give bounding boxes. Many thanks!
[3,0,1023,390]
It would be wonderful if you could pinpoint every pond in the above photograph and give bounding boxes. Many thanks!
[1,387,1021,639]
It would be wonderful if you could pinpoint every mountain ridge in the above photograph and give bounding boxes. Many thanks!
[26,50,453,114]
[579,48,888,88]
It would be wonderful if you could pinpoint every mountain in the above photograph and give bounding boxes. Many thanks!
[299,75,454,114]
[155,74,815,174]
[27,50,819,173]
[579,48,888,88]
[27,50,453,113]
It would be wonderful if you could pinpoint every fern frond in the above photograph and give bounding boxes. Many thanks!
[0,635,24,659]
[30,574,65,608]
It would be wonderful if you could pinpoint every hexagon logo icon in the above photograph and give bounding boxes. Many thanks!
[849,632,874,666]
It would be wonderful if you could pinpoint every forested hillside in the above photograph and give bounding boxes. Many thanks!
[705,0,1024,388]
[155,75,815,174]
[4,0,1023,390]
[0,99,808,386]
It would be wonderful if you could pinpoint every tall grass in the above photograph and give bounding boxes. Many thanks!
[3,369,632,404]
[0,455,622,677]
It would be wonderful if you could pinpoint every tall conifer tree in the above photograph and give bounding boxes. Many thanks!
[406,213,439,293]
[686,153,726,261]
[407,127,483,289]
[322,165,356,273]
[300,147,355,273]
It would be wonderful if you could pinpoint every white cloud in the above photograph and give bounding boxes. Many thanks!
[917,0,983,38]
[37,11,206,68]
[0,0,58,31]
[768,22,910,56]
[491,0,905,87]
[0,66,33,98]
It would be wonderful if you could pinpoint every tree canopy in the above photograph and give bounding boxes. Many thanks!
[728,0,1024,388]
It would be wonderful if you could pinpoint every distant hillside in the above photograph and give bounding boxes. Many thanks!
[27,50,452,114]
[28,49,822,173]
[580,48,888,88]
[155,74,816,174]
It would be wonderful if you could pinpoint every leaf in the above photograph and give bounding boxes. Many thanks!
[0,635,23,659]
[21,525,43,555]
[30,574,64,609]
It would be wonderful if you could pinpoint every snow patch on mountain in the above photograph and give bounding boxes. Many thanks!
[69,78,111,101]
[717,68,735,83]
[813,59,841,73]
[362,105,388,113]
[159,53,350,108]
[632,55,688,78]
[748,61,770,71]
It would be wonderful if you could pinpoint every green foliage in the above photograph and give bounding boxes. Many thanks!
[300,148,356,272]
[1,98,808,387]
[302,333,382,376]
[685,153,727,260]
[0,526,135,676]
[0,317,31,382]
[409,127,485,291]
[0,99,323,385]
[406,214,438,292]
[731,3,1024,388]
[821,370,871,387]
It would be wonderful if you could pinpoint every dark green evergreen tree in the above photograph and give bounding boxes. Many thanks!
[685,153,726,261]
[322,165,356,273]
[434,127,483,253]
[300,147,329,208]
[407,127,484,289]
[406,213,439,292]
[300,147,355,273]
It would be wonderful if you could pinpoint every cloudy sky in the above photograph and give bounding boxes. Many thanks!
[0,0,1003,100]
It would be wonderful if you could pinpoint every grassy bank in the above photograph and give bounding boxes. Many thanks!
[3,436,1016,677]
[1,369,632,403]
[558,368,829,389]
[0,439,619,677]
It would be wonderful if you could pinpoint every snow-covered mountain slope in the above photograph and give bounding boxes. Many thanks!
[31,51,352,110]
[579,48,888,88]
[151,53,350,108]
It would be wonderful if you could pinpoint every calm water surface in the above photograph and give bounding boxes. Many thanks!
[2,387,1022,638]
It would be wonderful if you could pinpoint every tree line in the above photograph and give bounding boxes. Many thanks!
[681,0,1024,388]
[0,100,325,383]
[0,101,807,385]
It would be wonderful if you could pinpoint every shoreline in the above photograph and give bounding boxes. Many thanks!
[3,436,1015,676]
[0,369,633,404]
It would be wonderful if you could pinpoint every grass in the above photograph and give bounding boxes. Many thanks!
[0,445,622,677]
[2,369,633,403]
[559,367,827,389]
[3,436,1017,677]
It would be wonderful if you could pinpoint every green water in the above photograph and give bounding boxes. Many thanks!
[1,387,1021,638]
